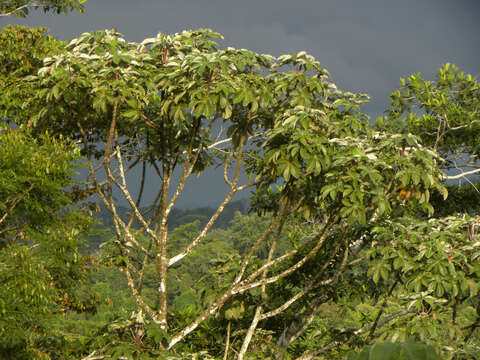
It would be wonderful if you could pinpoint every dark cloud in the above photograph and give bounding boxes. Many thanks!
[2,0,479,207]
[4,0,478,112]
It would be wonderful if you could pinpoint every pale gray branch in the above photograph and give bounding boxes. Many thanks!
[0,1,41,16]
[444,167,480,180]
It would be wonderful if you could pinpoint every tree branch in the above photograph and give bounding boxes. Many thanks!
[294,307,417,360]
[168,218,338,350]
[0,1,40,16]
[165,117,217,218]
[237,218,340,294]
[260,239,349,321]
[238,306,263,360]
[443,167,480,180]
[367,278,398,341]
[224,320,231,360]
[168,131,246,266]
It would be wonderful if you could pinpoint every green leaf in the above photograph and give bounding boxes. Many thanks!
[224,103,232,119]
[123,109,139,120]
[52,84,61,100]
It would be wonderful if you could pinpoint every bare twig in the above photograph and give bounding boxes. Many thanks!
[224,320,231,360]
[0,198,21,226]
[367,278,398,341]
[80,350,110,360]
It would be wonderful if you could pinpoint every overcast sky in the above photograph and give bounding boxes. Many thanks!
[2,0,479,208]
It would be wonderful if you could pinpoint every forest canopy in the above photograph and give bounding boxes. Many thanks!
[0,21,479,360]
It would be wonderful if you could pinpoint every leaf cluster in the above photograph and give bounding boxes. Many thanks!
[0,0,87,18]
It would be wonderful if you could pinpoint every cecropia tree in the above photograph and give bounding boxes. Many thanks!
[377,63,480,184]
[3,28,475,359]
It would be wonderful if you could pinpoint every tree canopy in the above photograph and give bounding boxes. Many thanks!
[0,126,97,358]
[377,63,480,185]
[0,0,87,17]
[0,24,479,360]
[0,26,96,359]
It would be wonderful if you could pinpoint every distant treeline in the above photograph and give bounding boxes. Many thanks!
[87,199,250,250]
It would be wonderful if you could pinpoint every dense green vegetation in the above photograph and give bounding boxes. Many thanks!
[0,6,479,359]
[0,121,97,358]
[0,0,86,17]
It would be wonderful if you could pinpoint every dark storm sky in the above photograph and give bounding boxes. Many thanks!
[3,0,480,208]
